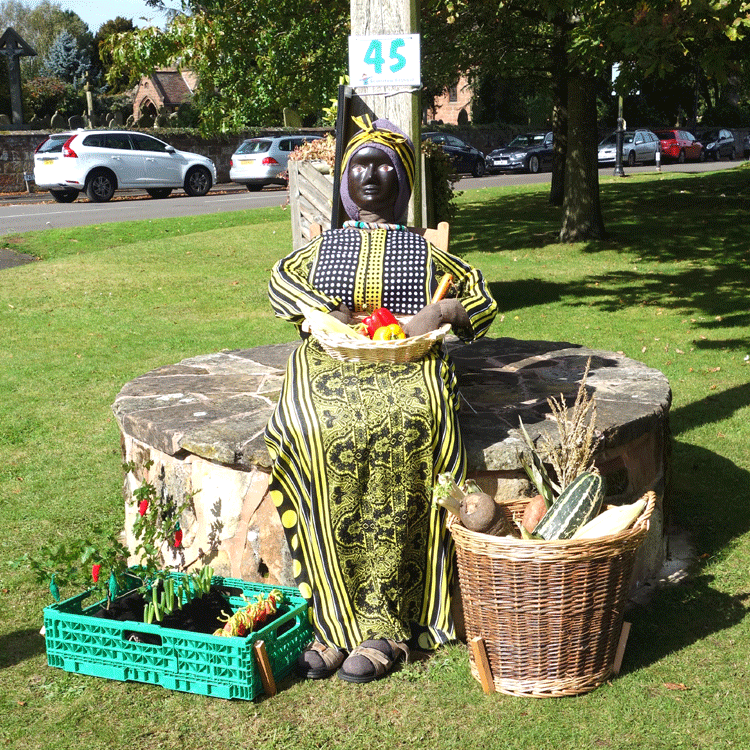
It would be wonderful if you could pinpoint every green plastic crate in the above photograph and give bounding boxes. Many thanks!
[43,574,312,700]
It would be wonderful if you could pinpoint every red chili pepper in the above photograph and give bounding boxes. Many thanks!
[92,564,101,583]
[363,307,399,338]
[138,499,149,516]
[173,528,183,547]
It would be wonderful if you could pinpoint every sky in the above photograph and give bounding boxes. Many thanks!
[18,0,182,32]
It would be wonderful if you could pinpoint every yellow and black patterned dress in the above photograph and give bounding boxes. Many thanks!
[265,225,496,651]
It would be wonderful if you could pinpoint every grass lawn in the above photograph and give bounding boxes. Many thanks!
[1,166,749,749]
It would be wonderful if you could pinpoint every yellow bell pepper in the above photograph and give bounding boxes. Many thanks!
[372,323,406,341]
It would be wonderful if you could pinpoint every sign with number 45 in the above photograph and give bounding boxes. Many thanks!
[349,34,420,88]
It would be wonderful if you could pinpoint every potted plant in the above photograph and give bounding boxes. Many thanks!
[15,461,313,700]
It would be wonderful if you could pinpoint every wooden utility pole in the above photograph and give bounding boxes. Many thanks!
[349,0,422,225]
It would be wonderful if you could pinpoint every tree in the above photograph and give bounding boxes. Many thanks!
[421,0,750,242]
[42,30,91,87]
[0,0,91,79]
[21,75,78,121]
[104,0,350,132]
[92,17,135,92]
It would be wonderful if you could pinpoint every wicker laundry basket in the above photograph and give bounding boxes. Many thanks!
[451,491,655,697]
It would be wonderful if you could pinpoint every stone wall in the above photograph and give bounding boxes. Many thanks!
[112,339,673,592]
[0,128,333,194]
[0,131,41,193]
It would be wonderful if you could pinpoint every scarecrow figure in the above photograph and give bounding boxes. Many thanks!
[265,117,497,683]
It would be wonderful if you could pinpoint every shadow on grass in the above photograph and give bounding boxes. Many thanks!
[487,267,750,350]
[622,436,750,672]
[454,169,749,335]
[0,628,46,668]
[624,575,749,675]
[596,170,750,261]
[454,166,750,259]
[669,391,750,554]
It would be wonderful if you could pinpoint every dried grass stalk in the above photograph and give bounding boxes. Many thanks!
[539,357,602,488]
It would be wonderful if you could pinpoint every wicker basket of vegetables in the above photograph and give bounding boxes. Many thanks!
[450,490,655,697]
[440,358,657,697]
[300,304,451,364]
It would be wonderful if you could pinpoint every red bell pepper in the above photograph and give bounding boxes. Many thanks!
[363,307,399,338]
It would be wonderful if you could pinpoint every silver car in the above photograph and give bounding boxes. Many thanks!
[598,129,660,167]
[229,135,318,191]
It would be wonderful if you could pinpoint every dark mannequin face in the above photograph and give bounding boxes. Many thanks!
[347,146,399,223]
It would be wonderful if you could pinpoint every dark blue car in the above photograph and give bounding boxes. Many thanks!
[486,132,553,174]
[422,132,486,177]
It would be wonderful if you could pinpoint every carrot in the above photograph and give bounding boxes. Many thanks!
[431,273,453,304]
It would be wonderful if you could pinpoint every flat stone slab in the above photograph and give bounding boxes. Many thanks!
[112,337,671,475]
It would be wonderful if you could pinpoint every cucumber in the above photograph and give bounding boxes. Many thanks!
[533,472,605,540]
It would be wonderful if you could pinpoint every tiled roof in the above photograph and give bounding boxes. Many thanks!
[149,70,194,106]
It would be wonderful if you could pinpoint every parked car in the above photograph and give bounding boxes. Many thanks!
[33,130,216,203]
[653,129,703,163]
[485,132,554,174]
[229,134,318,191]
[694,128,736,160]
[744,132,750,159]
[598,129,660,166]
[421,132,486,177]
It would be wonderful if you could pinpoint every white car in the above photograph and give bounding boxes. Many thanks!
[229,134,318,191]
[598,129,660,167]
[33,130,217,203]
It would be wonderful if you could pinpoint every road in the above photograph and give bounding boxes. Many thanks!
[0,158,741,237]
[0,183,291,237]
[460,156,741,190]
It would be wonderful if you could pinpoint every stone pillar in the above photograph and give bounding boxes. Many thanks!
[0,28,37,127]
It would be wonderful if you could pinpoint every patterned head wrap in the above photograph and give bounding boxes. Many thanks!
[340,115,416,222]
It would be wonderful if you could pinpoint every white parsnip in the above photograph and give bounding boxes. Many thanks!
[571,498,647,540]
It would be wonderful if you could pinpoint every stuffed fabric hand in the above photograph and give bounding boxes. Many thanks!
[403,300,470,337]
[328,302,352,324]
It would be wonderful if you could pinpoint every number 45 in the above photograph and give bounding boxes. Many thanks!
[364,38,406,74]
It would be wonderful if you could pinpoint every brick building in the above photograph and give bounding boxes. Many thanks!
[426,76,472,125]
[132,69,198,120]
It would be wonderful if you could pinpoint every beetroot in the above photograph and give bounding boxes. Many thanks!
[459,492,509,536]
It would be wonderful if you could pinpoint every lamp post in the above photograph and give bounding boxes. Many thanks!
[614,94,625,178]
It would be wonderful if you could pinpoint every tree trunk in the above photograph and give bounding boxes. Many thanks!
[549,16,568,207]
[550,76,567,208]
[559,73,606,242]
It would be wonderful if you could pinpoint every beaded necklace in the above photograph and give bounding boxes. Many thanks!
[343,220,407,231]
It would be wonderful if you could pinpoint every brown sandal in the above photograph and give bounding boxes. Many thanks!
[296,640,346,680]
[337,639,410,684]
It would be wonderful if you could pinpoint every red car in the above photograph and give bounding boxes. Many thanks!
[654,129,704,163]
